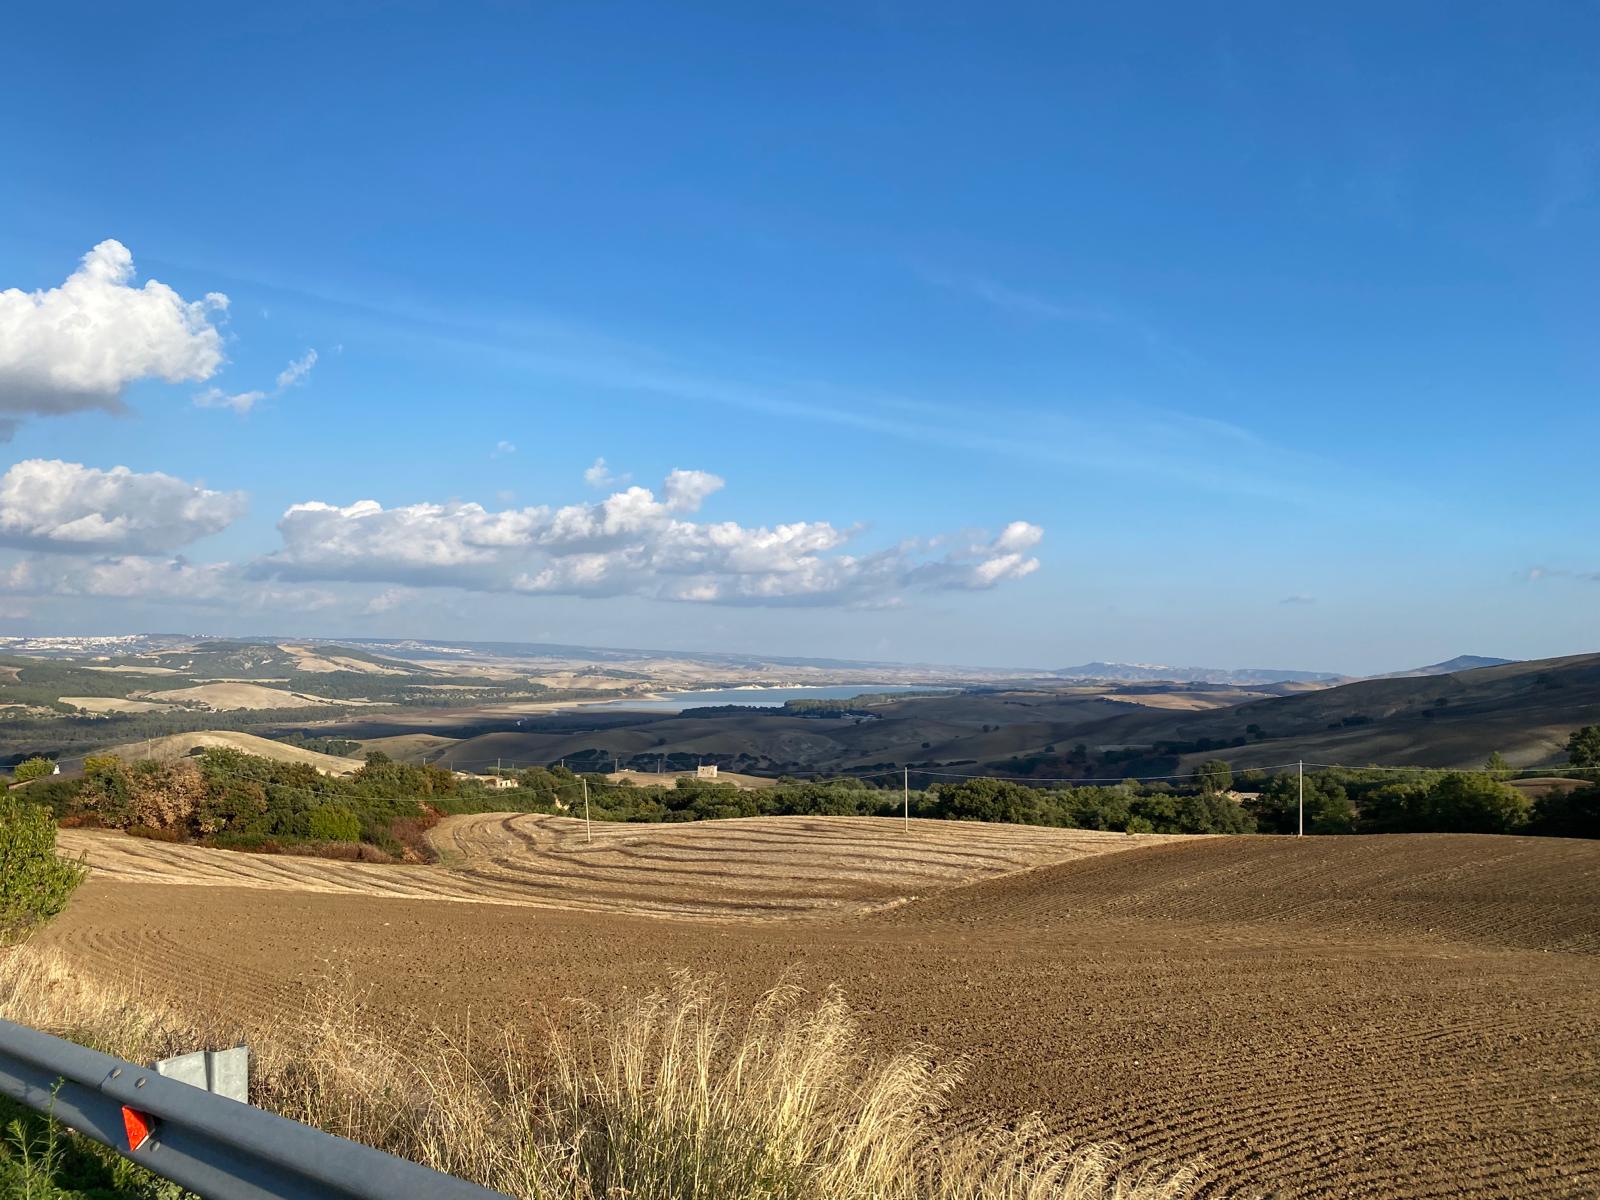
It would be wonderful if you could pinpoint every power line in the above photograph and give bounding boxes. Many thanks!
[1301,761,1600,775]
[902,764,1306,784]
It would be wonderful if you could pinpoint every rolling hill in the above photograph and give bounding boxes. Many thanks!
[351,653,1600,779]
[99,731,365,774]
[1374,654,1516,679]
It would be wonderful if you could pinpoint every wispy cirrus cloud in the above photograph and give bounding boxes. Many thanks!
[276,349,317,390]
[1525,565,1600,583]
[195,347,317,415]
[186,264,1328,504]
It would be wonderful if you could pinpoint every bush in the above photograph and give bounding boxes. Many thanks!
[307,806,362,842]
[1529,785,1600,839]
[11,757,55,784]
[0,796,88,943]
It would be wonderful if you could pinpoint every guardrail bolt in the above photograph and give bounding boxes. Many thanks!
[110,1068,122,1078]
[135,1077,146,1087]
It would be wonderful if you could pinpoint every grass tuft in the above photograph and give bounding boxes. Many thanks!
[0,947,1208,1199]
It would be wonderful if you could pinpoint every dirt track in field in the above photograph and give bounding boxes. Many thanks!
[39,823,1600,1199]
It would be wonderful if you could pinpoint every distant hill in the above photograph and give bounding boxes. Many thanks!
[1374,655,1517,679]
[1122,652,1600,771]
[236,652,1600,781]
[1051,662,1344,685]
[100,731,364,775]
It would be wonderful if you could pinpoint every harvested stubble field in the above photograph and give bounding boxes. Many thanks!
[59,814,1147,918]
[38,818,1600,1199]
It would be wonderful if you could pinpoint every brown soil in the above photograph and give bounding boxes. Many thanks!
[59,814,1166,919]
[37,825,1600,1199]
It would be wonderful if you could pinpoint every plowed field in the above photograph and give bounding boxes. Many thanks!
[38,823,1600,1199]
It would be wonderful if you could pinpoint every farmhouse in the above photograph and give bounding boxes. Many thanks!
[456,772,518,789]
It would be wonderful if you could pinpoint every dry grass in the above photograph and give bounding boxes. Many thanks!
[0,946,1206,1200]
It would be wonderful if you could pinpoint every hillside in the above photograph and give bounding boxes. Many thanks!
[139,682,353,711]
[893,833,1600,953]
[100,730,365,774]
[296,653,1600,779]
[1375,654,1516,679]
[1051,661,1343,684]
[1126,652,1600,770]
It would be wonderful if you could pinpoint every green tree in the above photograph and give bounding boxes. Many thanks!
[0,796,88,942]
[1194,759,1233,795]
[1484,751,1512,779]
[1244,772,1355,834]
[306,805,361,842]
[1567,726,1600,769]
[1426,772,1530,833]
[1529,785,1600,839]
[11,757,55,784]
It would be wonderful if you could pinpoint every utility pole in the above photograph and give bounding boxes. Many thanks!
[582,777,591,844]
[903,766,910,832]
[1297,760,1304,838]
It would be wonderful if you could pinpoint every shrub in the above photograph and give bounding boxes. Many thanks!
[11,757,56,784]
[1528,785,1600,839]
[0,797,88,943]
[307,806,362,842]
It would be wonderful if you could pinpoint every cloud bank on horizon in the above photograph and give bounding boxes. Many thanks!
[259,470,1041,606]
[0,456,1040,612]
[0,242,1044,621]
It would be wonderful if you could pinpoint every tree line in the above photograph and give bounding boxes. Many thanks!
[13,726,1600,866]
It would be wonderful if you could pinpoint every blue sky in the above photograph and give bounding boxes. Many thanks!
[0,2,1596,673]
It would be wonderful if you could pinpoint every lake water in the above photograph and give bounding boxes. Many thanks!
[594,684,945,713]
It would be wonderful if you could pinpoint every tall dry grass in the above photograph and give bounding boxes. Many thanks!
[0,947,1206,1200]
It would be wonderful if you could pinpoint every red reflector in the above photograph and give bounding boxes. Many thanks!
[122,1105,154,1151]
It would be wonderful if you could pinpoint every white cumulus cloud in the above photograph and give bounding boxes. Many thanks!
[253,469,1041,607]
[0,459,246,554]
[0,241,228,431]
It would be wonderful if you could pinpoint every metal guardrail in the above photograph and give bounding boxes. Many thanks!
[0,1017,511,1200]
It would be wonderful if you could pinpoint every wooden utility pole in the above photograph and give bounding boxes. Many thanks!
[903,767,910,832]
[582,777,591,843]
[1297,760,1304,838]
